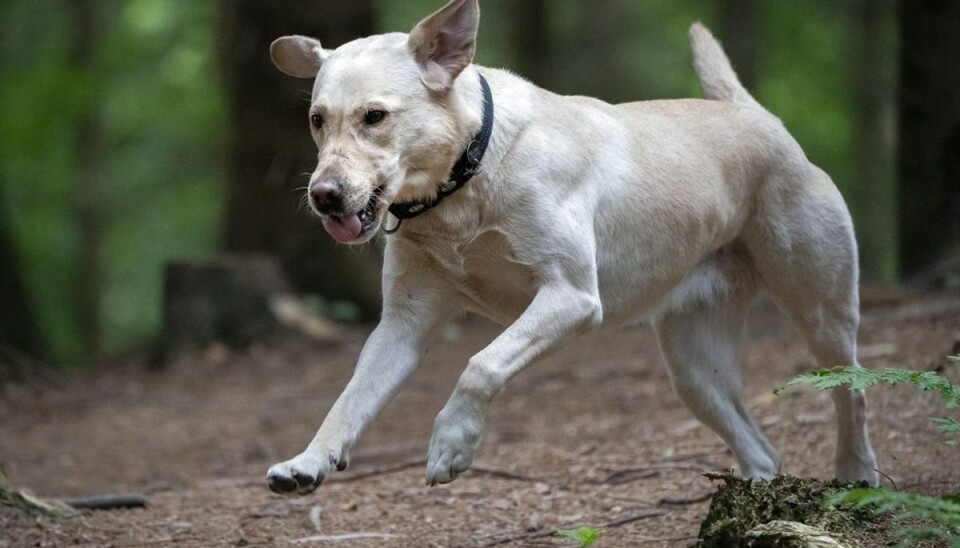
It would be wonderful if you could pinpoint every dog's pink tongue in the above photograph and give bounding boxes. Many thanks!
[323,214,362,243]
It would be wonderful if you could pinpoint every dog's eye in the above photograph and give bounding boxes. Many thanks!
[310,114,324,129]
[364,110,387,125]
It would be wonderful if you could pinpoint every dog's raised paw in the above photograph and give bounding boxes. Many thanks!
[425,448,472,486]
[266,454,325,495]
[425,408,482,486]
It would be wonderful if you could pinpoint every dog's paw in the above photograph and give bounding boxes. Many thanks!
[425,402,484,486]
[266,453,329,495]
[836,458,880,487]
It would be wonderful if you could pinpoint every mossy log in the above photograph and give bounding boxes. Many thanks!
[744,520,850,547]
[696,472,874,548]
[0,465,77,517]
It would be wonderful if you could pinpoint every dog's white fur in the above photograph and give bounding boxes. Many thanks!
[266,0,879,494]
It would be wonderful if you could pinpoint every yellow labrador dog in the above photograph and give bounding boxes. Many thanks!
[266,0,879,495]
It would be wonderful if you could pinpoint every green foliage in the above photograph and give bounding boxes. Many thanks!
[0,0,224,361]
[775,360,960,438]
[779,358,960,545]
[555,526,599,547]
[829,489,960,547]
[934,417,960,436]
[696,473,873,547]
[775,363,959,408]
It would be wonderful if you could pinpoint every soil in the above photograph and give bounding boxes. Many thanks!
[1,287,959,547]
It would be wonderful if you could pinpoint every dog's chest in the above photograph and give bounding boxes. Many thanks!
[415,229,536,323]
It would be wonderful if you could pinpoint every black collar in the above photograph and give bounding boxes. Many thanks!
[385,73,494,232]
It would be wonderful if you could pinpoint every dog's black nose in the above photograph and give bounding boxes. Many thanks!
[309,180,343,213]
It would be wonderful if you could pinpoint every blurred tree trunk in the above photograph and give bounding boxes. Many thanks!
[219,0,382,318]
[0,199,48,365]
[69,0,104,356]
[575,0,629,102]
[849,0,896,281]
[511,0,548,86]
[719,0,757,91]
[898,0,960,276]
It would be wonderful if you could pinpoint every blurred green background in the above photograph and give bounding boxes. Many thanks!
[0,0,956,365]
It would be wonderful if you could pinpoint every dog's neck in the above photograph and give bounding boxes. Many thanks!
[387,71,493,230]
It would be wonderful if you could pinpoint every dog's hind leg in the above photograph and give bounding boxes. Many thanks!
[654,257,779,479]
[746,166,879,485]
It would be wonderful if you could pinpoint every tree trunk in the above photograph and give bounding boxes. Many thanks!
[69,0,105,356]
[574,0,629,102]
[218,0,382,318]
[511,0,548,86]
[0,195,48,366]
[849,0,896,281]
[153,255,290,365]
[898,0,960,276]
[719,0,757,92]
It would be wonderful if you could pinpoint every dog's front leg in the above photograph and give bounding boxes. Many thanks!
[267,255,457,495]
[426,271,603,485]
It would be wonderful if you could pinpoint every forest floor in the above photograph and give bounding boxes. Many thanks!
[1,287,959,547]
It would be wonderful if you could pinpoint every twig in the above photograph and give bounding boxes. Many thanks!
[114,537,201,547]
[333,458,426,483]
[899,479,960,491]
[599,464,709,485]
[876,469,898,491]
[480,511,664,546]
[703,470,737,482]
[294,532,398,543]
[658,491,715,506]
[601,511,666,528]
[600,469,658,484]
[469,466,543,482]
[658,448,727,463]
[63,493,147,510]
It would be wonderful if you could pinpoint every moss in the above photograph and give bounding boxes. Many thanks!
[696,473,878,548]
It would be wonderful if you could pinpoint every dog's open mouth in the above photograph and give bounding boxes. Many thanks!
[321,186,385,244]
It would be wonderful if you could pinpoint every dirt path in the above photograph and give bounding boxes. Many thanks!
[2,289,959,547]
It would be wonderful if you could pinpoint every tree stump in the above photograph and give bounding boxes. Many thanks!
[152,254,293,365]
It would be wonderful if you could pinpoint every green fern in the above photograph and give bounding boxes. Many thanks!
[776,357,960,544]
[774,357,960,437]
[934,417,960,435]
[829,489,960,547]
[774,361,960,408]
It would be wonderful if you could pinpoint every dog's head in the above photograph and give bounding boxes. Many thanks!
[271,0,481,244]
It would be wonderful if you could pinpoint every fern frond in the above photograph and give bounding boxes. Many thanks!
[774,366,960,409]
[829,488,960,546]
[934,417,960,435]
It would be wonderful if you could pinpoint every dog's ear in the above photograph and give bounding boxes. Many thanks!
[270,35,330,79]
[408,0,479,92]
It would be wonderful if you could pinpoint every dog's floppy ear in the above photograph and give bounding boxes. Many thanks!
[408,0,479,92]
[270,35,330,79]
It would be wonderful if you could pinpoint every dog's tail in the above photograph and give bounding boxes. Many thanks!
[688,22,762,110]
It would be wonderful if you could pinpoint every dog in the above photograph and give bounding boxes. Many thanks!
[265,0,879,495]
